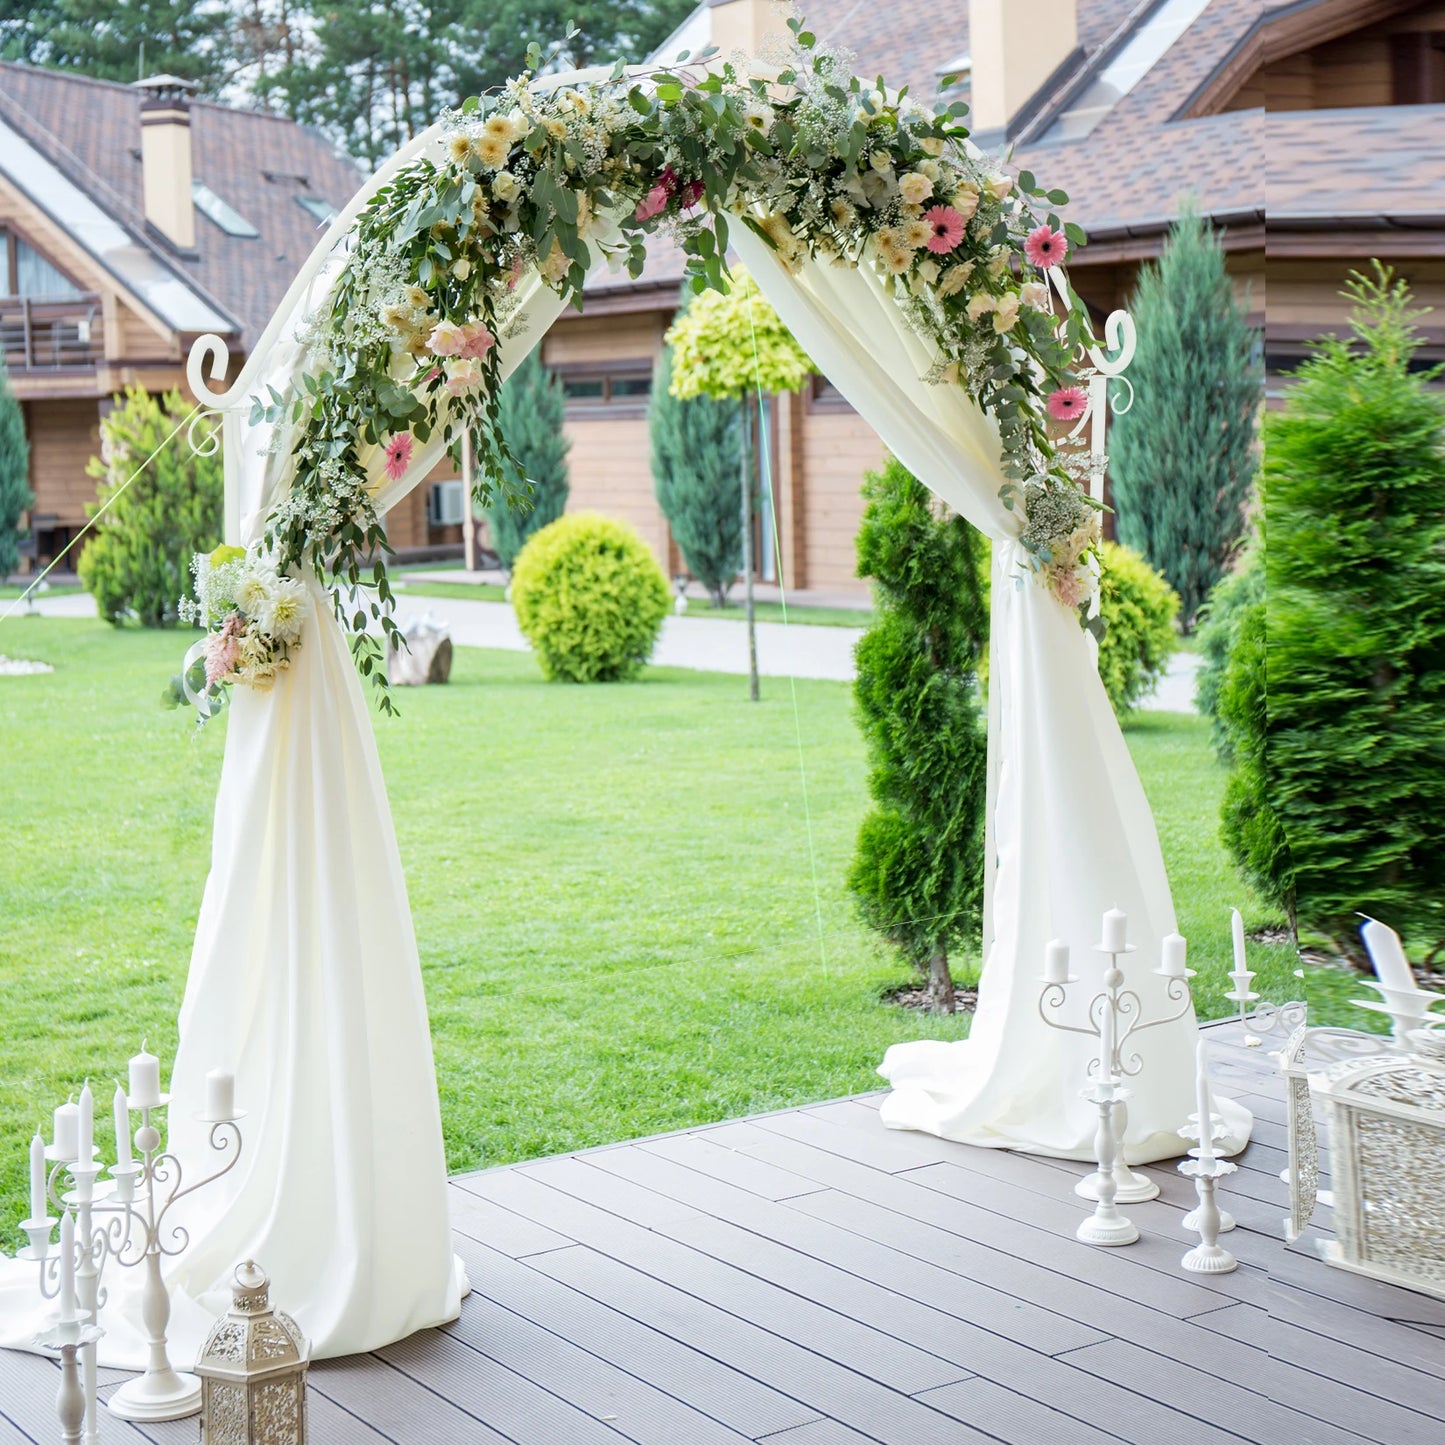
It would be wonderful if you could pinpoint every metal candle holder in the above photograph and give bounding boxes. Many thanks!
[20,1091,245,1431]
[1039,938,1195,1246]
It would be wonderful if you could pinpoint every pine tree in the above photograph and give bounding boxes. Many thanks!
[77,388,223,625]
[483,351,570,572]
[847,456,990,1012]
[650,346,742,607]
[38,0,233,91]
[0,351,31,579]
[1110,203,1262,630]
[1263,265,1445,957]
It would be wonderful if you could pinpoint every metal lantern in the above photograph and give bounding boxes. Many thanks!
[196,1261,309,1444]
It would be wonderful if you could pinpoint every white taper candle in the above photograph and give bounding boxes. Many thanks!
[1196,1040,1216,1162]
[29,1131,45,1221]
[77,1083,93,1166]
[59,1212,76,1321]
[113,1083,131,1166]
[1230,908,1249,977]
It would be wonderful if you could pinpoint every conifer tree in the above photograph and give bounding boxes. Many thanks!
[650,346,742,607]
[1263,265,1445,956]
[1110,203,1262,629]
[848,456,990,1012]
[483,351,570,572]
[0,351,31,579]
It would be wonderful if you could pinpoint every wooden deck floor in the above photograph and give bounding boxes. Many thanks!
[4,1018,1444,1443]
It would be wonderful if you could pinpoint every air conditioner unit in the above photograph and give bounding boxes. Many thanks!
[429,480,465,528]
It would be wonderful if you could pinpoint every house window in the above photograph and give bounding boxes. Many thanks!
[428,480,465,528]
[296,195,340,226]
[192,181,259,238]
[557,368,652,410]
[3,234,83,299]
[807,373,852,412]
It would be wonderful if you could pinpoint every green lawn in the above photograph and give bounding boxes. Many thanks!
[0,616,1336,1244]
[394,575,874,628]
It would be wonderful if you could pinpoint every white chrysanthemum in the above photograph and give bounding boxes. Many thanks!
[829,197,857,228]
[257,576,309,644]
[473,133,511,169]
[482,114,516,144]
[234,565,279,618]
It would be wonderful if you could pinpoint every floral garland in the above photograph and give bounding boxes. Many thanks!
[233,16,1102,710]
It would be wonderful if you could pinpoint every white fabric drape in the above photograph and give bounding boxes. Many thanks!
[732,228,1250,1161]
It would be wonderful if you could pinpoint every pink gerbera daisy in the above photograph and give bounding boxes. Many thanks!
[1046,386,1088,422]
[923,204,966,255]
[1024,224,1068,269]
[383,432,414,481]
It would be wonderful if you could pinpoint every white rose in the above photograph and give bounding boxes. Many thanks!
[491,171,519,202]
[868,151,895,175]
[966,292,996,322]
[985,172,1013,202]
[1019,280,1049,310]
[992,294,1021,332]
[898,171,934,205]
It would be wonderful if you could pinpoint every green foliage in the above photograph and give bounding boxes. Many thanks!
[650,345,742,606]
[1096,541,1178,715]
[1218,594,1296,928]
[1195,538,1264,757]
[484,351,570,572]
[665,264,815,402]
[848,456,990,1007]
[511,510,670,682]
[1110,203,1262,629]
[0,351,31,578]
[76,388,222,627]
[1263,264,1445,953]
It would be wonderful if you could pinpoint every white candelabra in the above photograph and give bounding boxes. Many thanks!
[1177,1041,1238,1273]
[1038,910,1196,1246]
[18,1048,243,1439]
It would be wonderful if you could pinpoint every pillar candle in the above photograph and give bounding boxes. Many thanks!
[1230,908,1249,977]
[129,1046,161,1108]
[1044,939,1070,985]
[205,1070,235,1121]
[53,1100,79,1162]
[1196,1040,1216,1162]
[1101,907,1128,954]
[113,1083,131,1166]
[59,1212,76,1321]
[30,1131,46,1221]
[1160,933,1187,977]
[77,1083,93,1165]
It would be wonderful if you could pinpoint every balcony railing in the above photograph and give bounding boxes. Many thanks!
[0,293,103,370]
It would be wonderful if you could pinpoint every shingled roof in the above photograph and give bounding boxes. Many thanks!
[0,62,364,348]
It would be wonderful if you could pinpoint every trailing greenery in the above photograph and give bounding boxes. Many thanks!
[1263,265,1445,956]
[847,456,990,1011]
[650,344,743,606]
[510,510,670,681]
[1095,541,1178,715]
[483,350,570,571]
[1110,204,1262,630]
[76,388,222,627]
[0,351,31,579]
[1195,539,1264,757]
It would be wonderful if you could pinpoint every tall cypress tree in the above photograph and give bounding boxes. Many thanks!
[1110,203,1262,630]
[650,345,742,607]
[0,351,30,579]
[483,350,570,572]
[847,456,990,1012]
[1263,265,1445,957]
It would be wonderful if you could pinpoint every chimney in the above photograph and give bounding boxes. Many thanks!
[706,0,790,61]
[968,0,1079,136]
[134,75,197,251]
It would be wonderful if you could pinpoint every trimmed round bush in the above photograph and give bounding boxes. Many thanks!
[511,511,671,682]
[1096,541,1179,715]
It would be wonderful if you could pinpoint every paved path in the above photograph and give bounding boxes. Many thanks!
[7,590,1203,710]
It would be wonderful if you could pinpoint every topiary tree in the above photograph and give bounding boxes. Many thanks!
[483,350,570,572]
[1095,541,1178,715]
[78,387,222,626]
[848,455,990,1012]
[666,263,814,699]
[511,511,671,682]
[0,350,30,578]
[1110,202,1262,630]
[1264,264,1445,957]
[650,345,743,607]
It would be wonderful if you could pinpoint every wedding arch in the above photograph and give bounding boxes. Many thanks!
[6,24,1249,1365]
